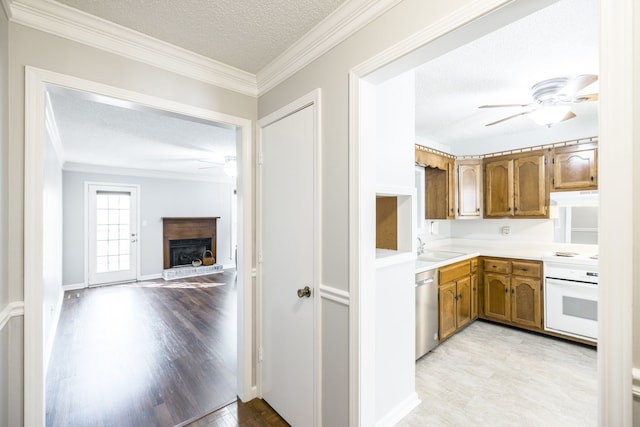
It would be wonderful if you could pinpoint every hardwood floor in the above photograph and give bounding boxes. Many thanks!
[46,270,239,427]
[183,399,289,427]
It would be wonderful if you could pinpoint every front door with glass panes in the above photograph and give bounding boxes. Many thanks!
[87,184,138,286]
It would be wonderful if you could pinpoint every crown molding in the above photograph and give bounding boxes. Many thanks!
[9,0,258,96]
[63,161,234,184]
[256,0,403,95]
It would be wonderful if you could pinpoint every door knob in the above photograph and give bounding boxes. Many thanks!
[297,286,312,298]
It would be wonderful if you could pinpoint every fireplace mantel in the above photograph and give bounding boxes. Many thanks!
[162,217,219,269]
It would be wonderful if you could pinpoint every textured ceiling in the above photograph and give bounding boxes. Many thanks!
[53,0,347,73]
[47,86,237,181]
[415,0,598,155]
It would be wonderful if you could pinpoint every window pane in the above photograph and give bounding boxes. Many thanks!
[97,241,108,256]
[119,195,130,209]
[119,226,130,239]
[119,210,130,225]
[119,239,129,255]
[108,194,120,209]
[96,256,108,273]
[96,194,108,209]
[108,240,119,255]
[97,209,109,225]
[96,225,108,241]
[108,255,119,271]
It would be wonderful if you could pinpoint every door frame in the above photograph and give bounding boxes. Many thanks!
[85,182,141,286]
[348,0,636,425]
[23,66,255,425]
[256,89,322,425]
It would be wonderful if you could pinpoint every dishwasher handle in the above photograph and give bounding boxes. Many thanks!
[416,277,435,286]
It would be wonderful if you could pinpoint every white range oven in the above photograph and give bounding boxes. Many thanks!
[543,252,599,343]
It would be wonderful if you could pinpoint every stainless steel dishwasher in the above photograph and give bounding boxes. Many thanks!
[416,269,438,359]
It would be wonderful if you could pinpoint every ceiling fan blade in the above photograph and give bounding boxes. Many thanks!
[559,111,577,122]
[485,111,530,126]
[572,93,599,103]
[559,74,598,97]
[479,103,532,109]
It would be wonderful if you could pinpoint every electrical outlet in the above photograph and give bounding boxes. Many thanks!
[502,226,511,235]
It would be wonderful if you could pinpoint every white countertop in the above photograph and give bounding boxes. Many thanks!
[414,238,598,273]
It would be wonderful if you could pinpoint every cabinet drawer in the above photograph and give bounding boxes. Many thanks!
[439,260,471,284]
[483,259,510,274]
[511,261,541,278]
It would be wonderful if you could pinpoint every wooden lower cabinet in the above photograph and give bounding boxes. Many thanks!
[481,257,543,331]
[438,258,476,341]
[471,273,479,320]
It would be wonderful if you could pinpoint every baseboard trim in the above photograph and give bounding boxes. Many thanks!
[138,273,162,281]
[319,284,350,306]
[44,289,65,375]
[63,282,86,291]
[0,301,25,330]
[375,392,421,427]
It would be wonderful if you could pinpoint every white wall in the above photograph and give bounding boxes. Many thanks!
[62,170,234,285]
[374,71,418,425]
[42,127,63,371]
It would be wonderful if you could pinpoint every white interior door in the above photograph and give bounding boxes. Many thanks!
[87,184,138,286]
[260,102,317,426]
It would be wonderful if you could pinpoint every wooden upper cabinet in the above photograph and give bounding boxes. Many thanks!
[416,147,455,220]
[484,151,548,218]
[514,154,547,216]
[457,160,482,217]
[552,142,598,191]
[484,158,514,217]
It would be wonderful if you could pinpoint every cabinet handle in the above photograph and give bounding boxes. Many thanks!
[590,176,594,181]
[507,207,511,211]
[511,289,515,294]
[521,268,528,271]
[514,207,518,211]
[504,288,508,293]
[477,208,480,212]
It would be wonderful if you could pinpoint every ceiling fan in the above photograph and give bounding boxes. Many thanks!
[479,74,598,127]
[198,155,237,176]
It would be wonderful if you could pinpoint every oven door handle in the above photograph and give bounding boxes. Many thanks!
[545,277,598,289]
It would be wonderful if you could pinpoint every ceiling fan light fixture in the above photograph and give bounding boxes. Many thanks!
[529,105,572,127]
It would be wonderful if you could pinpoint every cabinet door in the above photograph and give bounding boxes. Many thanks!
[458,161,482,217]
[552,144,598,190]
[446,160,456,219]
[483,273,510,322]
[438,281,458,341]
[514,154,547,217]
[511,277,541,329]
[470,273,478,320]
[456,276,472,329]
[484,159,513,217]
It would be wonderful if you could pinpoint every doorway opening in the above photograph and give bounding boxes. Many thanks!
[24,67,254,425]
[349,0,601,424]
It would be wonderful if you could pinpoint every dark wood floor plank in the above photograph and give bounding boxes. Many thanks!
[46,270,238,427]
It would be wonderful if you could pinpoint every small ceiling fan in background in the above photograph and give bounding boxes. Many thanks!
[479,74,598,127]
[198,155,237,176]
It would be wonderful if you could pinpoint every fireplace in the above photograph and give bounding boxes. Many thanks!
[168,238,212,267]
[162,217,219,269]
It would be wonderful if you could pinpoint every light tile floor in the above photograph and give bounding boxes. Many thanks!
[399,321,597,427]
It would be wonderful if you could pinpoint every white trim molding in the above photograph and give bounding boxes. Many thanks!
[319,285,350,306]
[62,283,86,292]
[375,392,421,427]
[0,301,25,330]
[257,0,402,95]
[10,0,257,96]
